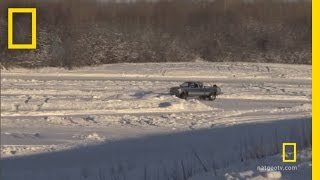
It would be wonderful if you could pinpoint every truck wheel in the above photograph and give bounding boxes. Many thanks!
[208,93,216,101]
[180,92,187,99]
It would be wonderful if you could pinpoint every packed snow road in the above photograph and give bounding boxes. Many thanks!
[0,62,311,180]
[1,62,311,156]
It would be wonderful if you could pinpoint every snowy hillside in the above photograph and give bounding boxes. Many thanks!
[1,62,311,180]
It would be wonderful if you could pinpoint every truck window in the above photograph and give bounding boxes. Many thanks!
[180,82,189,87]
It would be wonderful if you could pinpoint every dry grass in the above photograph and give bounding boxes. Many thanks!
[0,0,311,68]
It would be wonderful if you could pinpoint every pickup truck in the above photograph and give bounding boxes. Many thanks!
[169,81,222,101]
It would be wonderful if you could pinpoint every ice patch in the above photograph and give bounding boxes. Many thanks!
[159,102,172,108]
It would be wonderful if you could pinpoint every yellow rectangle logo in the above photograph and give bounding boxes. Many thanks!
[282,143,297,163]
[8,8,37,49]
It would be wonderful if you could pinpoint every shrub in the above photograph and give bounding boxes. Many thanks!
[0,0,311,68]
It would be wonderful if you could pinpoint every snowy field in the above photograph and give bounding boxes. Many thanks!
[1,62,311,180]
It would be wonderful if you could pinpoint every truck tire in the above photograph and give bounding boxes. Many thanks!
[208,93,216,101]
[180,92,187,99]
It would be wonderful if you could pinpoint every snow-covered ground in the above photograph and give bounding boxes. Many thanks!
[189,147,311,180]
[1,62,311,179]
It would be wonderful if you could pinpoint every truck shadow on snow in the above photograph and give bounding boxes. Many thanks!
[1,117,311,180]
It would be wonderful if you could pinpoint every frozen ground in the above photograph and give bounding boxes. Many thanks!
[1,62,311,179]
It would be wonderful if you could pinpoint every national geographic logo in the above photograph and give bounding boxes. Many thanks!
[282,143,297,163]
[7,8,37,49]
